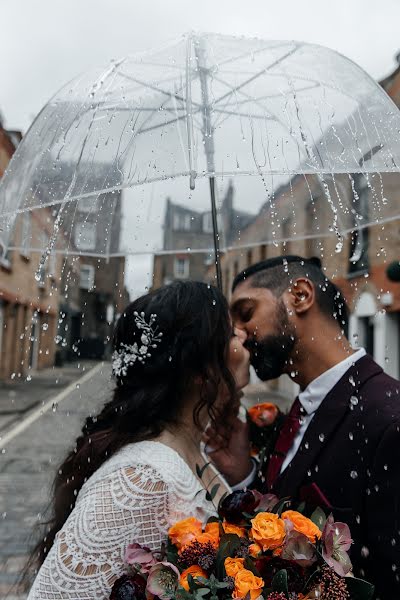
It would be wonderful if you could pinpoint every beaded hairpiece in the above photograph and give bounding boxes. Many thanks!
[112,311,163,378]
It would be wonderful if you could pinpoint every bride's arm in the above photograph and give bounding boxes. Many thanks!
[27,464,171,600]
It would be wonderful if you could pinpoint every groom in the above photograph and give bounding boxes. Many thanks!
[209,255,400,599]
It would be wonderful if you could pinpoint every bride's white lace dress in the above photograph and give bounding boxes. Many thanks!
[27,441,218,600]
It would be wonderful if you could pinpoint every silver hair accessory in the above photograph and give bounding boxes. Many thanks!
[112,311,163,378]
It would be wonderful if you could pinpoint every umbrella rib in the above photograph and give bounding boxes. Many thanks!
[117,72,203,109]
[212,45,299,105]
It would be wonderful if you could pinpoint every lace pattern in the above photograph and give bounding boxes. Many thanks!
[27,441,217,599]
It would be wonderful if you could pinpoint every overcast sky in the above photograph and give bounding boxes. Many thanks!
[1,0,400,296]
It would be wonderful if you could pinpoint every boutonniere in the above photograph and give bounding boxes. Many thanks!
[247,402,286,475]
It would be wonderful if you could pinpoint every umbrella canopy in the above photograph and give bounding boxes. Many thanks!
[0,32,400,270]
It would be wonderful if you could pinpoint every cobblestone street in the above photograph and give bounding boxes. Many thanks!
[0,361,113,599]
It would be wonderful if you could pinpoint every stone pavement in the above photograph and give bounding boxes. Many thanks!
[0,360,112,599]
[0,361,99,436]
[0,364,292,599]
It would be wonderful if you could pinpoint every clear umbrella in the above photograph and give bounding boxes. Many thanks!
[0,32,400,289]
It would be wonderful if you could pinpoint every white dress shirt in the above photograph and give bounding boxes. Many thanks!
[280,347,366,473]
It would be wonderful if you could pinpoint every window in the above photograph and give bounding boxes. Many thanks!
[37,263,46,288]
[74,221,97,251]
[349,175,369,275]
[48,249,57,278]
[174,257,189,279]
[202,212,214,233]
[247,249,253,266]
[80,264,95,290]
[173,213,191,231]
[20,213,31,259]
[260,244,267,261]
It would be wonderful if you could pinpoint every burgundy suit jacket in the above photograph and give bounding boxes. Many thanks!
[268,355,400,600]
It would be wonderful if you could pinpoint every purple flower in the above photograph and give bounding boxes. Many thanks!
[146,562,180,600]
[280,529,317,567]
[322,514,353,577]
[124,543,157,573]
[252,490,279,512]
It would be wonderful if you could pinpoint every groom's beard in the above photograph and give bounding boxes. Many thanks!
[246,303,296,381]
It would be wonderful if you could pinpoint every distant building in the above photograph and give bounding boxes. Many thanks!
[209,55,400,397]
[53,167,129,360]
[152,181,252,290]
[0,117,71,378]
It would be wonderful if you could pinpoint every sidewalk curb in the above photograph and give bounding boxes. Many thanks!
[0,362,105,449]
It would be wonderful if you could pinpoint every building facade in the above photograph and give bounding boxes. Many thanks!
[152,181,252,289]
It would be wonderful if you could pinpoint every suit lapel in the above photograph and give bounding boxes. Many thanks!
[274,354,382,498]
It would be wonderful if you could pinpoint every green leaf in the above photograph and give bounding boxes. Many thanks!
[196,462,211,479]
[345,576,375,600]
[244,556,261,577]
[271,569,289,599]
[216,533,241,579]
[205,483,220,502]
[272,497,291,516]
[296,501,306,514]
[194,588,210,598]
[310,507,327,531]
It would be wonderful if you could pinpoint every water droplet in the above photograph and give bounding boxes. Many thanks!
[350,470,358,479]
[361,546,369,558]
[76,383,80,389]
[52,403,58,412]
[349,376,355,387]
[319,433,325,442]
[42,323,49,331]
[349,432,354,440]
[350,396,359,406]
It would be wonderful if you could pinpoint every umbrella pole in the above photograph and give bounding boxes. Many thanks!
[209,176,222,291]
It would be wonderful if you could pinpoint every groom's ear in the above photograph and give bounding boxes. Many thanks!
[288,278,315,315]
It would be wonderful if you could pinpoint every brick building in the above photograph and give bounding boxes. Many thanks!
[207,58,400,395]
[152,181,252,289]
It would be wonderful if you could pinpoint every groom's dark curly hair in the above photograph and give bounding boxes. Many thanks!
[28,280,237,575]
[232,255,349,332]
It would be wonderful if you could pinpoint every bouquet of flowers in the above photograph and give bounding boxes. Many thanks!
[109,489,374,600]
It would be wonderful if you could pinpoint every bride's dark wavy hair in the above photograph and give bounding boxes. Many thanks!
[28,280,236,574]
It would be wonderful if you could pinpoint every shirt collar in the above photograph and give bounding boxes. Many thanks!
[298,348,366,415]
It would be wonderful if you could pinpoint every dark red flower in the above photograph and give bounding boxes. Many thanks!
[218,490,259,524]
[109,574,146,600]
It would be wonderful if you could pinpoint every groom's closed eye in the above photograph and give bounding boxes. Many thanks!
[232,302,254,323]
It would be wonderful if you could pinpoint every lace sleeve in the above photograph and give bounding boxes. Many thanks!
[27,464,178,600]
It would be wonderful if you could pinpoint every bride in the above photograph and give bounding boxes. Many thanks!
[26,280,250,599]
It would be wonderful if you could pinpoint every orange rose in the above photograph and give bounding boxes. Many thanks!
[204,522,220,537]
[248,542,262,558]
[169,517,203,549]
[224,557,245,578]
[282,510,322,542]
[233,568,264,600]
[179,565,208,591]
[248,403,278,427]
[223,523,247,538]
[250,512,286,551]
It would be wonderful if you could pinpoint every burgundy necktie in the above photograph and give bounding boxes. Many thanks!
[266,397,304,490]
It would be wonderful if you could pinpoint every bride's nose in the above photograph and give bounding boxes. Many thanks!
[233,327,247,344]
